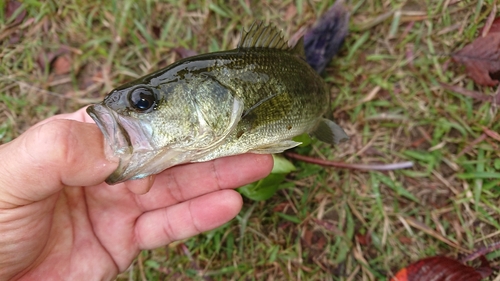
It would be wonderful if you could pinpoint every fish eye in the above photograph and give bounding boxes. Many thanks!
[128,87,156,112]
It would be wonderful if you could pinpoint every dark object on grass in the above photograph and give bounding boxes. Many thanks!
[304,0,350,73]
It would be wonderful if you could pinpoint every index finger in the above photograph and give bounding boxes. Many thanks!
[134,153,273,211]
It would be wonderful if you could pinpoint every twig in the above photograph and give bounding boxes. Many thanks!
[404,217,470,253]
[284,152,413,171]
[180,243,212,281]
[137,252,147,281]
[457,134,487,157]
[440,82,500,105]
[481,0,497,37]
[461,240,500,263]
[483,126,500,142]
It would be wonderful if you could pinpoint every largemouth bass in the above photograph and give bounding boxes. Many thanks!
[87,23,349,184]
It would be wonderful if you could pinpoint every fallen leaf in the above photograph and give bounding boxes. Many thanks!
[5,0,26,26]
[356,232,372,246]
[487,17,500,34]
[37,48,68,71]
[452,24,500,86]
[302,229,313,247]
[390,256,489,281]
[8,31,21,44]
[301,229,327,253]
[313,218,343,236]
[272,202,289,212]
[313,232,327,250]
[52,54,72,75]
[398,236,413,244]
[151,25,161,39]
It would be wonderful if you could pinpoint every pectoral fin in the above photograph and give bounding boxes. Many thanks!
[312,118,349,144]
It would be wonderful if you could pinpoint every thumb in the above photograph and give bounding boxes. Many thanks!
[0,119,118,206]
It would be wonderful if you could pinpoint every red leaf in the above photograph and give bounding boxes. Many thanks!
[390,256,486,281]
[452,32,500,86]
[488,17,500,34]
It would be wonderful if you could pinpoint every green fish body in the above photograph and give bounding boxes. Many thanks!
[87,23,348,184]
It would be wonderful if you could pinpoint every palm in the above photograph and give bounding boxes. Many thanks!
[0,109,273,281]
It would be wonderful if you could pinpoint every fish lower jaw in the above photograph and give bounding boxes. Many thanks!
[105,146,217,184]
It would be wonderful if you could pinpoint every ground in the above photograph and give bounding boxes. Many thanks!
[1,0,499,280]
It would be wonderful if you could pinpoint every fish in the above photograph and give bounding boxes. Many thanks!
[87,22,349,184]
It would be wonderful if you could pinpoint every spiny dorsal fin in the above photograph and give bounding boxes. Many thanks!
[238,22,305,56]
[292,37,306,58]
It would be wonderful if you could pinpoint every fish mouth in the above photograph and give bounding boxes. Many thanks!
[86,105,153,184]
[87,105,132,158]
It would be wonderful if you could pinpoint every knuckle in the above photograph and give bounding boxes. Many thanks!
[210,160,223,191]
[24,119,80,169]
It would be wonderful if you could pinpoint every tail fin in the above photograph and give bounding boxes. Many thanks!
[312,118,349,145]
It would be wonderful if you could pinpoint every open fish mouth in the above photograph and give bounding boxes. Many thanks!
[86,105,154,184]
[87,105,132,159]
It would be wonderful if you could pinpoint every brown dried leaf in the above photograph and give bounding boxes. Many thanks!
[8,31,21,44]
[37,48,68,71]
[151,25,161,39]
[314,232,326,250]
[302,229,313,247]
[398,236,413,244]
[355,232,371,246]
[272,202,288,212]
[301,229,327,251]
[52,54,72,75]
[452,32,500,86]
[390,256,487,281]
[5,0,26,26]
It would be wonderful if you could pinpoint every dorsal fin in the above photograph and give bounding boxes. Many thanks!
[237,22,305,56]
[292,37,306,58]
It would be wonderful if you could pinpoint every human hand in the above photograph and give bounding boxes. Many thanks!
[0,108,273,280]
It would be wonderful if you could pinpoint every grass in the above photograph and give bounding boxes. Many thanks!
[1,0,500,280]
